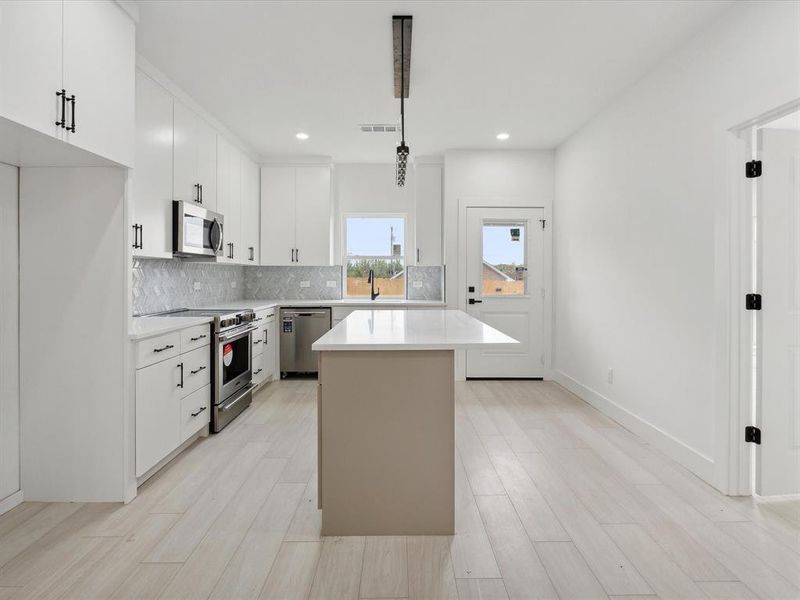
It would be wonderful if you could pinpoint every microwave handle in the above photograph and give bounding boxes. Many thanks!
[211,219,224,253]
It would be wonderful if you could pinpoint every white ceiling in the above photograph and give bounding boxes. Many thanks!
[136,0,733,162]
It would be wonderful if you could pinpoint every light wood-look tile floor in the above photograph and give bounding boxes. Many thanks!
[0,380,798,599]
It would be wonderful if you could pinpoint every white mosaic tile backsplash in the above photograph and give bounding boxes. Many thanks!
[132,260,444,315]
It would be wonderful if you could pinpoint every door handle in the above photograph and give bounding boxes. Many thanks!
[177,362,184,388]
[56,89,67,128]
[468,299,483,304]
[67,94,76,133]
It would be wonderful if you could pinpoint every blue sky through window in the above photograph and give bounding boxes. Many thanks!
[346,217,405,256]
[483,224,524,266]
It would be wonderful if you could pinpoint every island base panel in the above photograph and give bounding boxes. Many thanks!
[318,350,455,535]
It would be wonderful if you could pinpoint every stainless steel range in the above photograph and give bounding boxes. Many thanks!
[158,308,257,432]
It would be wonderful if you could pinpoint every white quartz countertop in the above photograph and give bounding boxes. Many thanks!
[128,315,213,340]
[129,299,446,339]
[311,309,519,351]
[198,298,447,312]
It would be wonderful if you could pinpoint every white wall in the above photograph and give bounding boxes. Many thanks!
[444,150,555,378]
[333,163,416,264]
[20,167,128,501]
[553,0,800,491]
[0,163,20,512]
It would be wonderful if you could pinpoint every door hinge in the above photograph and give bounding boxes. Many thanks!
[745,425,761,445]
[745,293,762,311]
[539,219,546,230]
[745,160,762,178]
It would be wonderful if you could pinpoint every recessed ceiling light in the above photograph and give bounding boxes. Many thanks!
[496,132,510,141]
[296,132,309,140]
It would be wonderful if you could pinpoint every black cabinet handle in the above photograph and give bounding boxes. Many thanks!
[253,339,262,345]
[295,248,299,262]
[264,329,268,345]
[177,362,184,388]
[190,406,207,417]
[468,299,483,305]
[190,334,207,341]
[153,344,174,353]
[139,224,143,249]
[291,249,294,262]
[417,248,420,263]
[199,184,203,204]
[249,246,254,261]
[194,183,200,203]
[67,94,76,133]
[254,368,263,375]
[132,224,141,249]
[56,90,66,128]
[190,365,206,375]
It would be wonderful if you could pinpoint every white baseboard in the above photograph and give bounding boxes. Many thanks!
[0,490,24,516]
[552,370,716,485]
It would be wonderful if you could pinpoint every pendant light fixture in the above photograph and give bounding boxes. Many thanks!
[393,16,412,187]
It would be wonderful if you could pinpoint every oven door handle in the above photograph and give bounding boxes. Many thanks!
[218,326,258,342]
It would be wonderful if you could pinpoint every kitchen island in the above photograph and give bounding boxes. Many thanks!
[312,309,518,535]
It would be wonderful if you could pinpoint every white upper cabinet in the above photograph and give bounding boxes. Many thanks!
[133,71,173,259]
[414,164,443,266]
[174,101,217,211]
[0,1,63,140]
[260,165,331,266]
[260,166,296,266]
[241,158,260,264]
[295,166,332,266]
[216,136,241,263]
[0,1,134,167]
[62,0,135,167]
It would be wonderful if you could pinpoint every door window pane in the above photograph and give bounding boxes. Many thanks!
[482,222,526,296]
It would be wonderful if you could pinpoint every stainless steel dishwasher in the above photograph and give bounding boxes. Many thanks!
[279,307,331,376]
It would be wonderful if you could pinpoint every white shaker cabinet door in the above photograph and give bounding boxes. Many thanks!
[414,164,443,266]
[133,71,173,259]
[135,358,182,477]
[195,115,218,211]
[241,157,260,265]
[0,1,63,140]
[294,166,331,265]
[216,137,241,263]
[260,166,296,266]
[62,0,135,167]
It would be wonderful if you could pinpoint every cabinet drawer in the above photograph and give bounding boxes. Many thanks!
[252,352,268,387]
[179,345,211,397]
[252,326,266,357]
[180,384,210,442]
[136,331,180,369]
[181,323,211,353]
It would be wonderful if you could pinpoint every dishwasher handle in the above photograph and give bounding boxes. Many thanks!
[283,310,329,317]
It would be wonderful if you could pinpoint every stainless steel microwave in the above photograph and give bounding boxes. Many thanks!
[173,201,224,258]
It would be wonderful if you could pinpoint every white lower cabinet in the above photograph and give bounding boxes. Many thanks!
[135,324,211,478]
[180,385,210,442]
[252,309,277,386]
[135,356,182,477]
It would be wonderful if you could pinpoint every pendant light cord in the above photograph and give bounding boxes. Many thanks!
[400,19,405,144]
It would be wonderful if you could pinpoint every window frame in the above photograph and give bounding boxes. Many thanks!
[341,212,408,299]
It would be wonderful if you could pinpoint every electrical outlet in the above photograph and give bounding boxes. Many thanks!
[300,280,311,288]
[193,281,201,291]
[326,280,337,288]
[412,281,423,288]
[607,368,614,384]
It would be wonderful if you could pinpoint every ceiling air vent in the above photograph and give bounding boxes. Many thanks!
[360,124,400,133]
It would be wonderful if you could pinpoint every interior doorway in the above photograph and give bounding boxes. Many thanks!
[753,110,800,496]
[465,207,545,378]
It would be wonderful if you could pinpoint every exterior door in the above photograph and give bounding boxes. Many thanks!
[466,207,544,378]
[757,122,800,496]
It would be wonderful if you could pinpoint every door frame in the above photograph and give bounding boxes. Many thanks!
[726,98,800,496]
[456,196,552,381]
